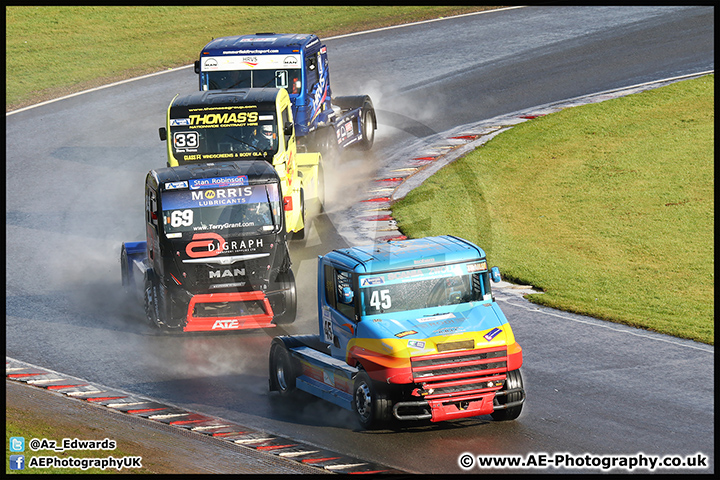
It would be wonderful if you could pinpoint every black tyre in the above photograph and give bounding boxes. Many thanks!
[356,100,376,151]
[269,342,297,396]
[120,245,132,293]
[317,126,339,163]
[272,269,297,325]
[143,272,160,329]
[316,164,325,214]
[491,369,525,421]
[143,271,181,333]
[353,370,392,430]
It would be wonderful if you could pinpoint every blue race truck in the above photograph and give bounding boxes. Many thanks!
[121,160,296,333]
[194,33,376,157]
[268,235,525,429]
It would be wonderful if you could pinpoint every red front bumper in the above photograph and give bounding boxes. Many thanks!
[393,384,502,422]
[426,391,497,422]
[183,291,275,332]
[392,345,522,422]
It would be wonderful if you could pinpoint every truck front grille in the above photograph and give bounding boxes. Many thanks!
[410,346,508,398]
[193,299,267,318]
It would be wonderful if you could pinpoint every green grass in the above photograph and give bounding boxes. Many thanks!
[393,74,714,344]
[5,5,495,110]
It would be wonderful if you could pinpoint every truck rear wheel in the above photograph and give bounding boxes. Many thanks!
[353,371,392,430]
[491,369,525,421]
[270,342,297,396]
[357,100,376,151]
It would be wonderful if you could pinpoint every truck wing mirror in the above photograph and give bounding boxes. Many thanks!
[159,127,167,141]
[491,266,501,283]
[283,121,294,137]
[194,60,201,74]
[341,286,354,304]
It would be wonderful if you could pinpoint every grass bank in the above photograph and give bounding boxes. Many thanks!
[393,74,714,344]
[5,5,496,110]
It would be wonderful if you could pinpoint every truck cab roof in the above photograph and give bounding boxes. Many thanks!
[200,33,322,56]
[149,160,280,190]
[170,88,283,108]
[326,235,487,274]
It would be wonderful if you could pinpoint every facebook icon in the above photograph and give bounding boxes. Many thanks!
[10,455,25,470]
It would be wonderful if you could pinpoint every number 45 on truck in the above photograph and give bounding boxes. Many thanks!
[269,236,525,429]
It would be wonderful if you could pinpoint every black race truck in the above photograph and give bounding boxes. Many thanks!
[120,160,296,332]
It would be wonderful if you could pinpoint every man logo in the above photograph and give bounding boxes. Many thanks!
[209,268,245,279]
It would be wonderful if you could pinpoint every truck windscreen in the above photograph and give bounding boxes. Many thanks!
[202,69,301,93]
[359,266,492,315]
[161,183,281,236]
[169,108,278,162]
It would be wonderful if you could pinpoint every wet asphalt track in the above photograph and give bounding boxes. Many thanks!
[6,6,714,474]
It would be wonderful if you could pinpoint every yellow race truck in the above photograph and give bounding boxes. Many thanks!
[159,88,322,239]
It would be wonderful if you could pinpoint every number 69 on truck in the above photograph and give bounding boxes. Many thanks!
[120,161,297,333]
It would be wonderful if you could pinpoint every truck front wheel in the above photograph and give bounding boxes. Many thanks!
[491,369,525,421]
[272,269,297,324]
[143,271,182,333]
[270,342,297,396]
[120,245,132,295]
[315,164,325,214]
[316,127,339,164]
[353,371,392,429]
[143,273,160,329]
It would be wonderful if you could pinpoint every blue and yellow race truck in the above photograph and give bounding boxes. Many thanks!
[120,160,296,333]
[269,235,525,429]
[194,33,376,156]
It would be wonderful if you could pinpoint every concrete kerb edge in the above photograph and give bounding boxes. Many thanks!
[362,71,713,244]
[5,357,406,474]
